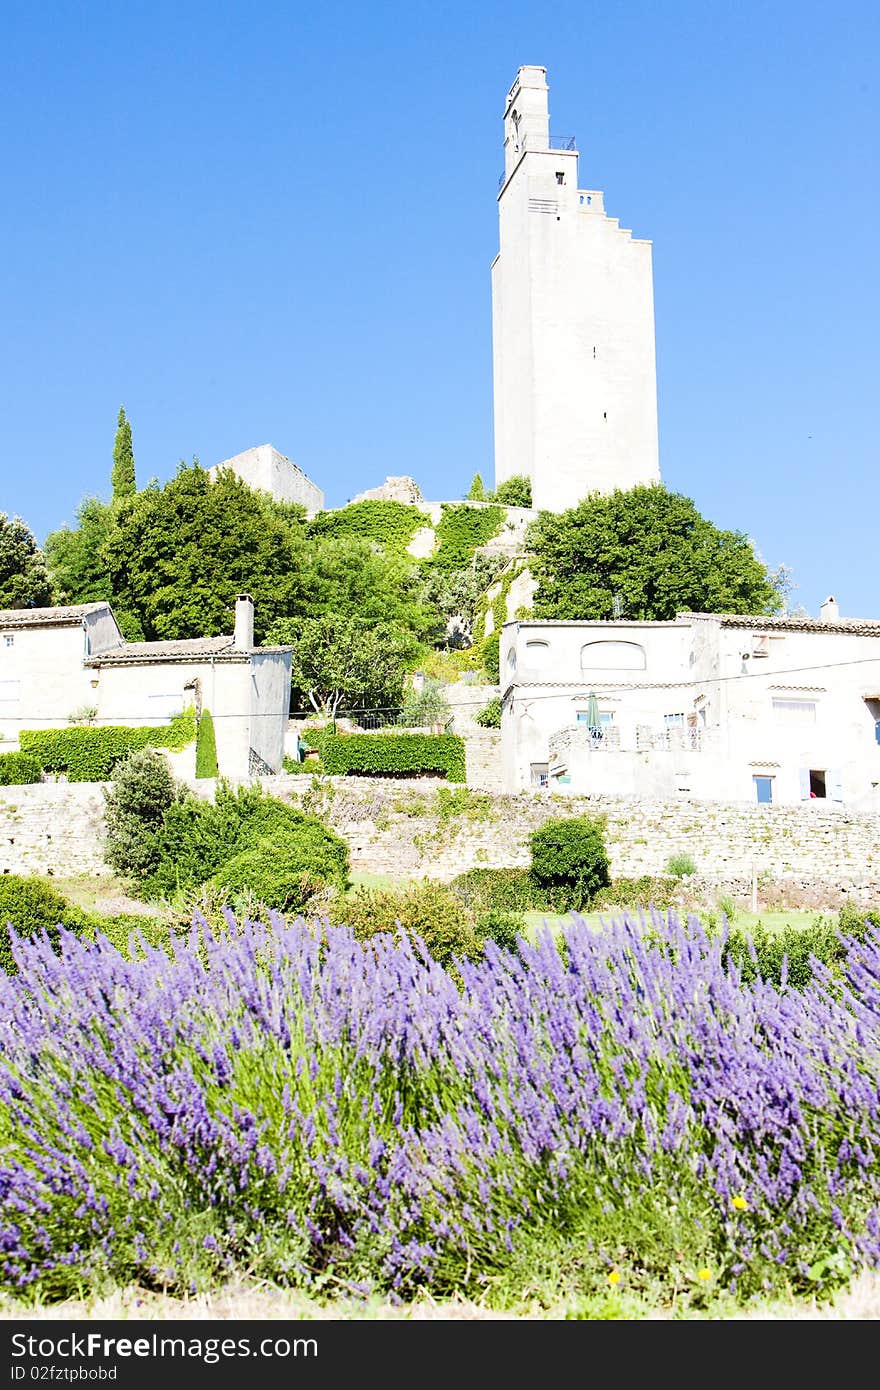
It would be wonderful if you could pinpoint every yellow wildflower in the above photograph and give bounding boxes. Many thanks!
[697,1268,712,1281]
[732,1194,749,1211]
[607,1269,621,1286]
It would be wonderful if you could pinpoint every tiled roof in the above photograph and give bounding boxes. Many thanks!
[0,602,111,627]
[682,612,880,635]
[87,636,292,665]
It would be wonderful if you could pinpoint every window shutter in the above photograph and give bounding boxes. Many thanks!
[828,768,844,802]
[799,768,811,800]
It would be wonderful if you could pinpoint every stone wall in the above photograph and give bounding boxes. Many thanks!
[2,778,878,903]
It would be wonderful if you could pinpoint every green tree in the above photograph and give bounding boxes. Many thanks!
[527,484,783,621]
[102,463,310,641]
[111,407,136,502]
[493,475,532,507]
[44,496,116,606]
[103,747,182,882]
[417,553,507,646]
[300,536,431,637]
[466,473,486,500]
[195,709,219,779]
[0,514,53,609]
[267,614,420,717]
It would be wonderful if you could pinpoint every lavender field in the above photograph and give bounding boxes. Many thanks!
[2,912,879,1312]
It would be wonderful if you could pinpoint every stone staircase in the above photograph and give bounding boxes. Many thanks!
[444,680,503,792]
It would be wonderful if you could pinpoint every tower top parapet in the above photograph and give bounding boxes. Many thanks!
[502,66,550,180]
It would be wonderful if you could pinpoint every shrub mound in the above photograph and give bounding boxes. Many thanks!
[0,876,91,973]
[0,751,42,785]
[529,814,611,911]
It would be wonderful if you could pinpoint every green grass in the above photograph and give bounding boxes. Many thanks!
[522,906,839,942]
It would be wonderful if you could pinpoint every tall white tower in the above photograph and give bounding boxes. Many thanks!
[491,66,660,511]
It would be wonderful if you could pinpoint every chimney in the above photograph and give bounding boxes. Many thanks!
[234,594,254,649]
[819,595,839,623]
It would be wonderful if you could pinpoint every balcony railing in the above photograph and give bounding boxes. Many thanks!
[549,724,704,756]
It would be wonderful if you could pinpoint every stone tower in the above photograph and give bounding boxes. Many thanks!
[491,66,660,511]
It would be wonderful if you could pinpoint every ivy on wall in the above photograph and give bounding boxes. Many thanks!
[20,709,197,782]
[307,500,427,552]
[319,731,466,783]
[431,504,504,569]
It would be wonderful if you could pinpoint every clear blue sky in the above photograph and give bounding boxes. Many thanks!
[1,0,877,618]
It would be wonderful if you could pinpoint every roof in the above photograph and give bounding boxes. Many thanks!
[0,602,111,628]
[683,612,880,636]
[87,636,292,666]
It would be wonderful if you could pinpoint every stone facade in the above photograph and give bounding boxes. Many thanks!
[209,444,324,514]
[3,778,878,906]
[492,66,660,511]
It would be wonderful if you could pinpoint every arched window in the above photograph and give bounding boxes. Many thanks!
[580,640,646,671]
[524,639,550,665]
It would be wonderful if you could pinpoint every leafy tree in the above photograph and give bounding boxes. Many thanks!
[493,475,532,507]
[44,496,116,606]
[0,514,53,609]
[417,554,507,646]
[102,464,310,641]
[111,407,136,501]
[266,614,420,717]
[103,747,182,882]
[529,815,610,911]
[399,676,451,729]
[299,536,431,637]
[527,484,784,621]
[466,473,486,500]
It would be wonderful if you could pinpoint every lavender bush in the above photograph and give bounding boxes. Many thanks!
[1,910,879,1307]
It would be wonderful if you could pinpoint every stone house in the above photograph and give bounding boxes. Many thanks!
[0,595,291,778]
[501,603,880,810]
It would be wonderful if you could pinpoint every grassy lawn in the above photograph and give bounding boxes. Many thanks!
[522,905,839,941]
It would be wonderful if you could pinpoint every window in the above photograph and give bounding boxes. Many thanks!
[555,171,564,184]
[524,639,550,665]
[577,710,614,727]
[753,775,773,804]
[506,647,516,673]
[664,713,685,729]
[580,640,646,671]
[3,635,12,648]
[530,762,549,789]
[773,699,817,725]
[799,768,843,801]
[752,634,770,658]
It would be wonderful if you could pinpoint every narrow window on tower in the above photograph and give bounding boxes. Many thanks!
[555,171,564,184]
[603,412,607,420]
[593,346,596,358]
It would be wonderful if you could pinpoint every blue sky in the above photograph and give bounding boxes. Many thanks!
[1,0,877,618]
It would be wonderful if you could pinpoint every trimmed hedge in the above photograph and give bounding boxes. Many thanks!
[320,731,466,783]
[0,751,42,785]
[195,709,219,779]
[449,867,542,913]
[432,504,504,568]
[308,500,426,552]
[20,708,197,782]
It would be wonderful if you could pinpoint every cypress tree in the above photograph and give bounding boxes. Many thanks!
[111,407,136,501]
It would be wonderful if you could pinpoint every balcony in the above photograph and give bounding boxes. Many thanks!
[548,724,704,757]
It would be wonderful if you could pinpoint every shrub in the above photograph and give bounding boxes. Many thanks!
[666,853,697,879]
[83,913,174,958]
[0,876,91,973]
[0,751,41,785]
[590,876,679,911]
[474,696,501,729]
[432,504,504,568]
[529,815,611,911]
[329,881,483,967]
[721,910,879,991]
[211,841,333,915]
[449,867,541,913]
[307,499,426,552]
[320,732,466,783]
[103,747,182,881]
[195,709,219,779]
[492,475,532,507]
[19,708,196,781]
[476,910,524,954]
[482,632,500,683]
[145,782,349,901]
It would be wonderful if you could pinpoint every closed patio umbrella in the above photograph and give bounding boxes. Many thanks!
[585,690,602,741]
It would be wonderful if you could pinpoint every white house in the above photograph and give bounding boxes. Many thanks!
[492,65,660,511]
[0,595,292,779]
[501,604,880,810]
